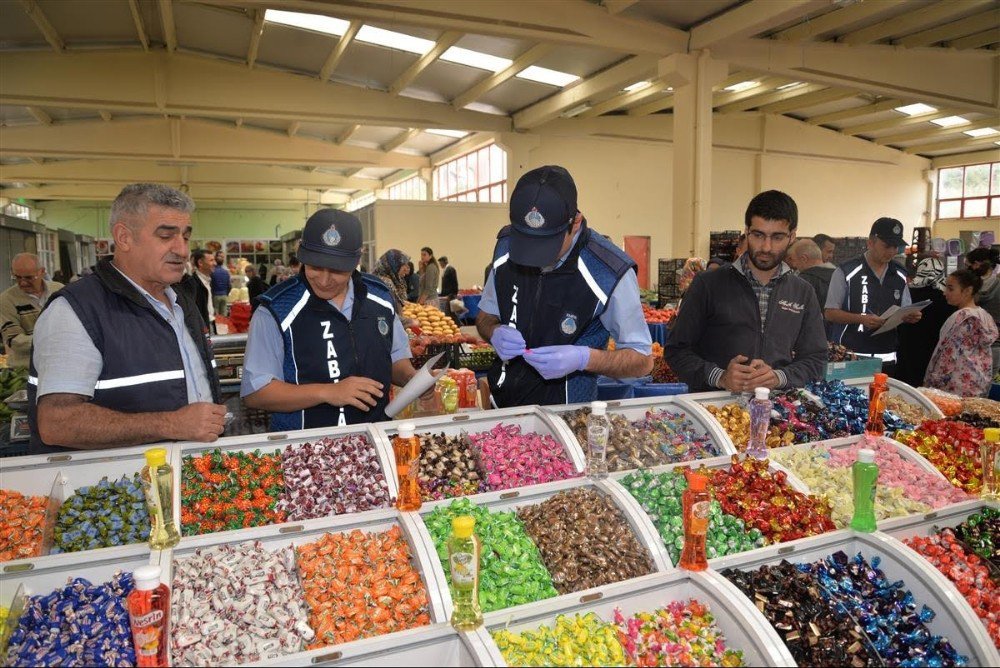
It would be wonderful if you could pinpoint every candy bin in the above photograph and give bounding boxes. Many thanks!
[895,419,986,494]
[710,530,998,665]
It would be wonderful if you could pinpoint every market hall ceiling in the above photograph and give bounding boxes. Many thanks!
[0,0,998,203]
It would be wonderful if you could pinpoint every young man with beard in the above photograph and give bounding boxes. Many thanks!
[665,190,827,392]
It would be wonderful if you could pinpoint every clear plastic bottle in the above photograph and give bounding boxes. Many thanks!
[126,565,170,668]
[448,515,483,630]
[865,373,889,436]
[850,448,879,532]
[679,471,710,571]
[586,401,610,480]
[981,428,999,501]
[140,447,180,549]
[746,388,771,460]
[393,423,422,511]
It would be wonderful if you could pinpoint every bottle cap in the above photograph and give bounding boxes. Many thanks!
[985,428,1000,443]
[754,387,770,400]
[874,373,888,384]
[686,471,708,491]
[133,565,162,591]
[452,515,475,539]
[144,447,167,468]
[398,423,415,438]
[857,448,875,464]
[591,401,607,416]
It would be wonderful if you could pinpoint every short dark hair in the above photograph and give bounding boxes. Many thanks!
[814,233,834,247]
[967,247,999,268]
[745,190,798,231]
[288,254,300,267]
[191,248,210,267]
[438,256,448,265]
[950,268,983,294]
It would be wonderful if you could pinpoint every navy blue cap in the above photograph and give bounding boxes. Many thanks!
[297,208,363,271]
[870,217,906,248]
[508,165,578,268]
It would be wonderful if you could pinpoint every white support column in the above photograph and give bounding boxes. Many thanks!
[666,51,727,258]
[418,167,433,201]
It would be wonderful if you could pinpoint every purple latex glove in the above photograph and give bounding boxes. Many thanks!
[490,325,527,361]
[524,345,591,380]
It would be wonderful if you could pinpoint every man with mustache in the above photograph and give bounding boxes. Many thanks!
[665,190,827,392]
[27,183,226,453]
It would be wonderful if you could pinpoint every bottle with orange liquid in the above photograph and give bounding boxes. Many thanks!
[126,565,170,668]
[865,373,889,436]
[393,423,422,511]
[679,471,710,571]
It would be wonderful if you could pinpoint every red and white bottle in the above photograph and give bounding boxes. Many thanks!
[127,565,170,668]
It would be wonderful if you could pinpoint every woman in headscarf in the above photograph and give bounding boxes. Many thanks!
[895,257,955,387]
[372,249,411,312]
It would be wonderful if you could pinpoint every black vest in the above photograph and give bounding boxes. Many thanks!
[28,259,221,454]
[486,222,635,407]
[838,256,908,354]
[259,271,395,430]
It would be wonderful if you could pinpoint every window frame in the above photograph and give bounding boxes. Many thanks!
[936,161,1000,220]
[433,143,507,203]
[384,175,427,201]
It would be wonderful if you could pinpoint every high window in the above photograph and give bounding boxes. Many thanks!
[433,143,507,203]
[937,161,1000,219]
[384,175,427,201]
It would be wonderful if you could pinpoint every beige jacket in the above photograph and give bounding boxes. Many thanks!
[0,280,63,368]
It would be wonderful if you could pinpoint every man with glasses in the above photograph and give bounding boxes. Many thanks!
[0,253,63,369]
[665,190,827,392]
[824,218,921,375]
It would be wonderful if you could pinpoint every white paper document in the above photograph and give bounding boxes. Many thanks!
[384,351,448,418]
[871,299,932,335]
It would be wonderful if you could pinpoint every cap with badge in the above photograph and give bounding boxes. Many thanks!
[296,208,363,271]
[870,217,906,249]
[508,165,579,268]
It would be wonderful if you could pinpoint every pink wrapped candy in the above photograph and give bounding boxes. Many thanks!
[826,437,968,508]
[468,424,579,491]
[276,435,392,520]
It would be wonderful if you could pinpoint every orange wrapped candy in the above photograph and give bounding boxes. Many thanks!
[0,489,48,562]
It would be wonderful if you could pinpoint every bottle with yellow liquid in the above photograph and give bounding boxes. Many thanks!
[140,448,180,549]
[447,515,483,630]
[982,428,999,501]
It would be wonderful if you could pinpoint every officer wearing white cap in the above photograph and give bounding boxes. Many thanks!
[241,209,417,429]
[477,165,653,407]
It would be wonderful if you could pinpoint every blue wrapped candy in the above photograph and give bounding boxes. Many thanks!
[50,475,148,554]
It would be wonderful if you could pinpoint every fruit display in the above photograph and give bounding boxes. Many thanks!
[642,305,675,324]
[0,367,28,425]
[403,302,461,340]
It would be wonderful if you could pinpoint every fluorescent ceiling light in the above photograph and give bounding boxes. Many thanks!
[264,9,349,36]
[517,66,579,87]
[894,102,937,116]
[561,104,591,118]
[425,128,468,138]
[441,46,512,72]
[776,81,804,90]
[964,127,999,138]
[930,115,970,127]
[623,81,651,93]
[356,25,433,55]
[724,80,759,93]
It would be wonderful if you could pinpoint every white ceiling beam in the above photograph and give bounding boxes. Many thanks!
[287,121,301,137]
[343,168,363,178]
[126,0,150,51]
[318,20,361,82]
[246,9,266,68]
[895,8,1000,48]
[949,28,1000,50]
[577,80,672,118]
[904,134,1000,154]
[710,76,795,107]
[0,160,380,191]
[18,0,64,52]
[202,0,689,56]
[806,98,904,125]
[25,106,52,125]
[0,184,351,205]
[771,0,908,41]
[717,83,826,114]
[528,115,672,141]
[603,0,638,14]
[843,108,965,136]
[754,88,857,115]
[451,44,552,109]
[0,50,512,133]
[389,31,462,96]
[158,0,177,52]
[931,148,1000,168]
[99,110,113,122]
[838,0,993,45]
[514,55,658,129]
[335,124,361,145]
[0,117,430,169]
[710,38,998,115]
[382,128,420,152]
[689,0,825,50]
[876,117,1000,145]
[627,95,676,116]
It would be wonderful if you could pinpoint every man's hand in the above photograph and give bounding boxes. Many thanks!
[524,345,591,380]
[322,376,384,411]
[170,402,228,442]
[490,325,526,361]
[719,355,755,393]
[902,311,922,324]
[860,314,885,330]
[746,359,780,389]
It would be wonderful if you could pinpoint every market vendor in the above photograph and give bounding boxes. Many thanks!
[28,183,225,453]
[241,209,418,429]
[0,253,63,369]
[476,165,653,407]
[665,190,827,392]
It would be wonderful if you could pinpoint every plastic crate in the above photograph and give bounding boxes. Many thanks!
[824,356,882,380]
